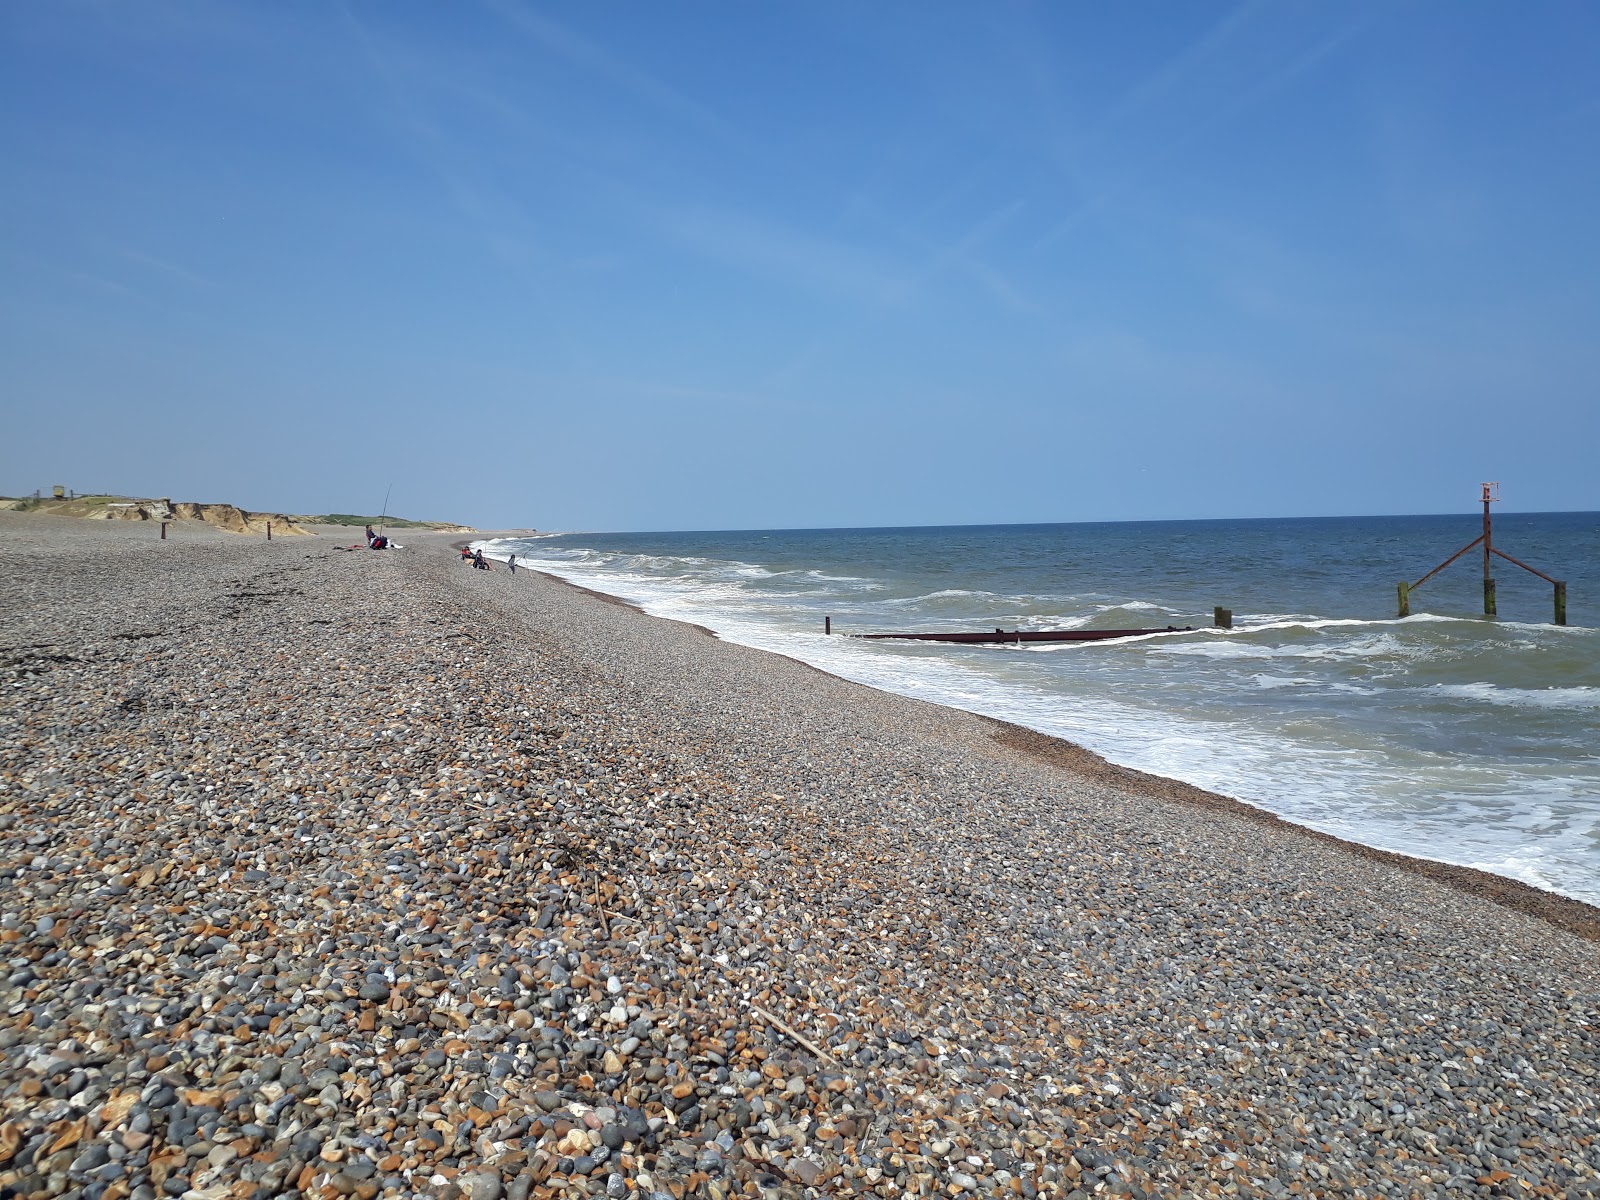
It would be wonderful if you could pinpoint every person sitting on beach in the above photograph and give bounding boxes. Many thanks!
[460,546,474,563]
[365,524,376,545]
[473,549,489,570]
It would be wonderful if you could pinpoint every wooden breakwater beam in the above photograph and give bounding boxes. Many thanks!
[852,626,1192,645]
[1214,607,1233,629]
[1399,483,1568,625]
[830,612,1227,639]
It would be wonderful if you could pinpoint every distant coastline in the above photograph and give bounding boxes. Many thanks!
[0,491,477,535]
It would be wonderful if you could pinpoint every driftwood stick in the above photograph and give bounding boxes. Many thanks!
[594,877,609,940]
[750,1005,840,1066]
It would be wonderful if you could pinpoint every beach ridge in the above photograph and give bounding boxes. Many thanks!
[3,511,1597,1200]
[511,551,1600,944]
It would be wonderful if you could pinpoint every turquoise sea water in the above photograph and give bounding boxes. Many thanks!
[479,513,1600,904]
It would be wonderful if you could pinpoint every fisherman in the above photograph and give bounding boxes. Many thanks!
[365,524,376,545]
[508,554,517,575]
[460,546,474,563]
[473,549,489,570]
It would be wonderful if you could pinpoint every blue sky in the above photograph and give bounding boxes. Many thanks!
[3,2,1597,531]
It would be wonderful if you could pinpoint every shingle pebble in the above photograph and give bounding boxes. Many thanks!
[1,510,1598,1200]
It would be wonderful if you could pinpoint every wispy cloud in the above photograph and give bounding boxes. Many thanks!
[112,246,213,289]
[907,198,1030,306]
[480,0,759,163]
[610,377,804,417]
[1094,1,1265,133]
[662,208,907,304]
[1191,19,1369,142]
[1032,12,1370,251]
[336,1,538,266]
[960,255,1033,315]
[761,198,1032,389]
[0,240,222,323]
[66,270,137,298]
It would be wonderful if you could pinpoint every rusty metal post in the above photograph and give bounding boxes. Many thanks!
[1213,607,1232,629]
[825,616,831,635]
[1482,483,1496,617]
[161,521,167,540]
[1397,581,1410,618]
[1555,582,1567,626]
[1482,484,1492,580]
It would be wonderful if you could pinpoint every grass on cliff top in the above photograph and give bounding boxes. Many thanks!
[2,498,472,530]
[9,494,134,514]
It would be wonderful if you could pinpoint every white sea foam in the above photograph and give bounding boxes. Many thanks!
[1151,632,1423,664]
[1018,628,1204,652]
[879,589,1009,607]
[1427,683,1600,710]
[1237,614,1462,633]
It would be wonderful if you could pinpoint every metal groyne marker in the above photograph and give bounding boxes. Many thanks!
[1399,483,1567,625]
[819,490,1569,641]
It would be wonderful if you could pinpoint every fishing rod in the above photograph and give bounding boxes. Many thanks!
[379,482,393,538]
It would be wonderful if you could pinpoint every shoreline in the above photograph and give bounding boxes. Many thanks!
[497,549,1600,944]
[982,718,1600,942]
[7,513,1600,1199]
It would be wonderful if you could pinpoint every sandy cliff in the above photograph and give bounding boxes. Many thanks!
[88,497,311,534]
[5,493,479,534]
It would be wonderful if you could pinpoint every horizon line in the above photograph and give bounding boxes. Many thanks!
[492,507,1600,539]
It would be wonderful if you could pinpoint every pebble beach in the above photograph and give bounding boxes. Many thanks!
[2,512,1598,1200]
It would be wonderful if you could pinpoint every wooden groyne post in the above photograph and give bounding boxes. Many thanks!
[1399,483,1568,625]
[1213,607,1232,629]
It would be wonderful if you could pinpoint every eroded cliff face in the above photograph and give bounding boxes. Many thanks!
[94,498,310,535]
[25,493,476,533]
[169,502,309,535]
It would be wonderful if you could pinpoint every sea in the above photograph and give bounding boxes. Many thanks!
[476,513,1600,905]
